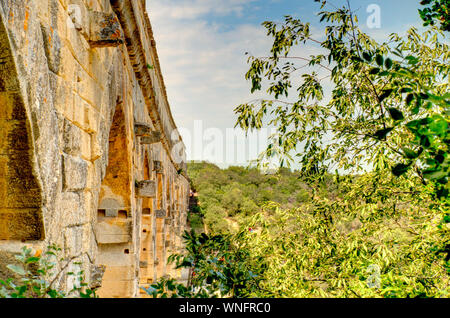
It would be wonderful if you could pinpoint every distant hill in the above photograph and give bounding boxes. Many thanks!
[187,161,338,233]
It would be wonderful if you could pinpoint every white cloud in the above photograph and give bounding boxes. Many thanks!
[146,1,415,166]
[148,0,258,20]
[147,0,329,165]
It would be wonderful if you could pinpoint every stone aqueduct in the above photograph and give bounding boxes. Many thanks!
[0,0,190,297]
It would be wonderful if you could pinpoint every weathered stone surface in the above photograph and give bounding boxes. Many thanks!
[0,0,190,299]
[88,11,124,48]
[89,264,106,289]
[136,180,156,198]
[153,160,162,173]
[139,131,161,145]
[62,154,88,191]
[41,24,62,74]
[155,210,166,218]
[96,218,132,244]
[134,122,152,136]
[63,120,82,156]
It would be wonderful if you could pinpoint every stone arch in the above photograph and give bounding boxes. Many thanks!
[96,101,134,298]
[98,102,131,214]
[0,15,43,241]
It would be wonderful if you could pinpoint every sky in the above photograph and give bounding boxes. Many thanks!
[146,0,424,168]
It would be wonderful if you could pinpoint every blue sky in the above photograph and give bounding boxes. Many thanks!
[147,0,425,167]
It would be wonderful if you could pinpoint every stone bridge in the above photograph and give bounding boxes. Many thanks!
[0,0,190,297]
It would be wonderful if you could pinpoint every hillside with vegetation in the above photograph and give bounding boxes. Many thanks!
[182,162,449,297]
[187,162,326,233]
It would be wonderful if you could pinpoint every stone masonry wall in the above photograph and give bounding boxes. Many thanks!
[0,0,190,298]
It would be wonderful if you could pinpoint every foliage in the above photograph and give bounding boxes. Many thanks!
[419,0,450,31]
[148,0,450,299]
[234,0,449,197]
[0,245,97,298]
[243,174,449,297]
[187,162,315,232]
[146,171,449,298]
[142,230,267,298]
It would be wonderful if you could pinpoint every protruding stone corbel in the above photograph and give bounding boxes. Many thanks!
[88,11,124,48]
[139,261,148,268]
[140,131,161,145]
[155,209,166,218]
[134,122,152,136]
[153,160,162,173]
[136,180,156,198]
[98,197,122,217]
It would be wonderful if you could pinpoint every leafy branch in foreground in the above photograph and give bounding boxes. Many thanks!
[0,245,97,298]
[142,229,268,298]
[234,1,449,197]
[419,0,450,31]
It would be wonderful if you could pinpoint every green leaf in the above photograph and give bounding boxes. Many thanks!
[392,163,411,176]
[400,87,413,93]
[384,58,393,69]
[423,169,446,180]
[369,67,380,75]
[388,108,404,121]
[6,264,26,276]
[25,257,40,264]
[362,52,372,62]
[402,147,419,159]
[429,116,448,134]
[374,127,394,140]
[379,89,394,102]
[405,55,419,65]
[375,54,384,66]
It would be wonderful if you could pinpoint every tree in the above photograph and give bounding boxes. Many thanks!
[234,0,449,197]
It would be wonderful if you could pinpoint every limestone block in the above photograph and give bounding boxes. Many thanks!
[79,130,92,161]
[88,11,124,48]
[63,119,82,156]
[89,264,106,290]
[63,226,84,257]
[98,197,128,218]
[48,72,73,121]
[136,180,156,198]
[98,280,134,298]
[153,160,162,173]
[62,154,87,191]
[96,218,132,244]
[139,261,148,268]
[155,209,166,218]
[101,265,135,281]
[41,24,61,73]
[58,191,89,227]
[134,122,152,136]
[139,131,161,145]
